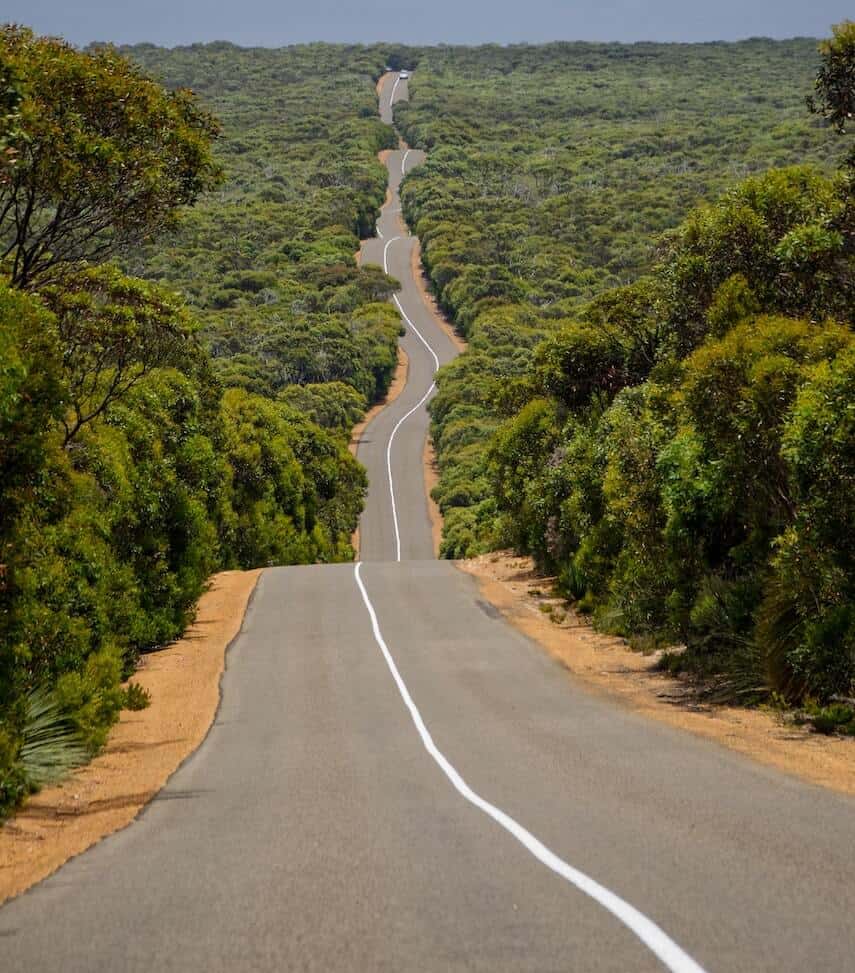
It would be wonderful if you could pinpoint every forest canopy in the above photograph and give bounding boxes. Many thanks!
[0,35,400,817]
[399,34,854,707]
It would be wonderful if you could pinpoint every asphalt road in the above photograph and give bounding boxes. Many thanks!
[357,76,458,562]
[3,73,855,973]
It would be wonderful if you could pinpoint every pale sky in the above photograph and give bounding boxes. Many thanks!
[3,0,851,47]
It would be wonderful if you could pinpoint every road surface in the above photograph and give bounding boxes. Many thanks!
[2,73,854,973]
[356,74,458,561]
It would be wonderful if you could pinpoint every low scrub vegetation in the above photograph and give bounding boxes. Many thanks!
[0,33,400,817]
[401,30,854,707]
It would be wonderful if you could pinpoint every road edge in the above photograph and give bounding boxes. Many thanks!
[350,345,410,556]
[457,553,855,797]
[0,568,262,906]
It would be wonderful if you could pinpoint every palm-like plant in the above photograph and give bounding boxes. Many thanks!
[18,688,87,790]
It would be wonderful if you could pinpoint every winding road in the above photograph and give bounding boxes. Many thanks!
[355,75,457,562]
[2,73,855,973]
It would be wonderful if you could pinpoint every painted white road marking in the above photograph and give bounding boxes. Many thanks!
[385,382,436,562]
[353,562,708,973]
[383,237,440,370]
[393,294,439,372]
[390,74,402,107]
[379,234,443,558]
[366,67,705,973]
[383,236,400,274]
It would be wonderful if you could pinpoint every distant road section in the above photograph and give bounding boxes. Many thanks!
[357,73,459,561]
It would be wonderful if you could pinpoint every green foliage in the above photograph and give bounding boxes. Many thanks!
[123,682,151,712]
[408,40,850,562]
[533,324,628,410]
[808,21,855,168]
[17,687,87,789]
[0,47,21,173]
[800,701,855,736]
[54,645,126,754]
[411,34,854,703]
[0,27,222,287]
[0,39,396,819]
[399,39,843,324]
[0,283,64,536]
[42,265,199,445]
[765,346,855,699]
[218,388,364,566]
[122,42,400,403]
[490,399,559,552]
[0,727,27,817]
[427,305,549,556]
[661,167,853,351]
[279,382,368,437]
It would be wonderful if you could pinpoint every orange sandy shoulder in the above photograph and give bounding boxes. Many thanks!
[459,552,855,797]
[0,568,261,906]
[408,239,465,554]
[424,436,443,558]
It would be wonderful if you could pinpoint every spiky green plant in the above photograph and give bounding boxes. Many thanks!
[18,688,87,790]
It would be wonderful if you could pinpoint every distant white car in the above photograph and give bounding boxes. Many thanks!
[399,70,410,79]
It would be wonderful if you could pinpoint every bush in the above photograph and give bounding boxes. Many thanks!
[53,645,126,754]
[762,346,855,698]
[0,38,394,820]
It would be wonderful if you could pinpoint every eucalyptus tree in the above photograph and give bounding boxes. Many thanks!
[0,27,222,288]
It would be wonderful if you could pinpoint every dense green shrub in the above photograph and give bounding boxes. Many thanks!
[409,41,851,558]
[278,382,368,436]
[766,347,855,698]
[0,273,368,818]
[0,38,401,819]
[54,645,126,754]
[123,42,401,401]
[0,285,64,538]
[412,34,854,702]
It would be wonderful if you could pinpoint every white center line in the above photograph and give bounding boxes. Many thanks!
[380,234,442,559]
[367,67,704,973]
[383,238,440,370]
[382,236,400,274]
[384,381,436,562]
[353,562,708,973]
[393,293,439,372]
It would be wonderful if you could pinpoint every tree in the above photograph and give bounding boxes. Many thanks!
[41,265,197,445]
[534,323,628,410]
[278,381,367,434]
[0,49,21,175]
[808,20,855,167]
[0,281,63,537]
[0,28,222,288]
[771,346,855,699]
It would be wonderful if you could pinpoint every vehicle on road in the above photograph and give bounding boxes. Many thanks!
[399,70,410,79]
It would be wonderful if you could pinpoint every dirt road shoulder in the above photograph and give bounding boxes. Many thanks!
[459,552,855,797]
[0,568,261,905]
